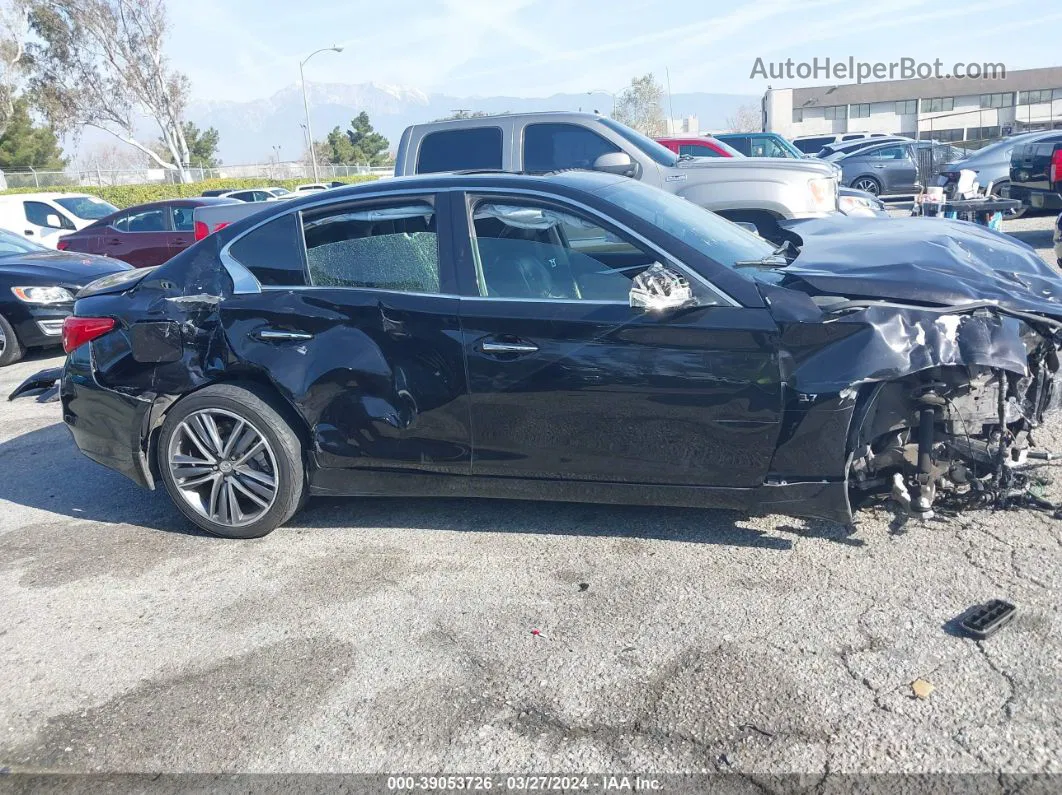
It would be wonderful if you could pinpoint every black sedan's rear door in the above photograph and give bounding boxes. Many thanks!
[217,192,473,493]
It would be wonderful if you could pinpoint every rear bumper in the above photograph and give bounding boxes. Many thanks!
[1010,185,1062,210]
[61,349,157,490]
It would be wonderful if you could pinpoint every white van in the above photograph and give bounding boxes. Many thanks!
[791,132,891,155]
[0,192,119,248]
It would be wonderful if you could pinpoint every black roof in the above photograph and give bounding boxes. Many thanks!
[282,170,631,206]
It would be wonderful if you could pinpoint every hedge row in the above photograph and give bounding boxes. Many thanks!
[0,175,380,209]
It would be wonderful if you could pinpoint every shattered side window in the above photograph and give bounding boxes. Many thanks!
[302,201,440,294]
[471,199,673,302]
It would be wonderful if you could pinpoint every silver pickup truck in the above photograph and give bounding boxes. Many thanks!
[394,111,859,240]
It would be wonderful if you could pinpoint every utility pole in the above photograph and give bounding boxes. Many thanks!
[665,67,675,130]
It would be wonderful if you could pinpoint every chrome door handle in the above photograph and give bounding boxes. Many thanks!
[481,340,538,354]
[255,329,314,341]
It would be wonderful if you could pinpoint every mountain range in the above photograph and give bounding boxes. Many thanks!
[187,82,760,165]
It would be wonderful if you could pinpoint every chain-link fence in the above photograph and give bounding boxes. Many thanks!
[1,161,394,189]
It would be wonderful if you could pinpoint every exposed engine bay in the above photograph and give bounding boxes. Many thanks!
[765,215,1062,521]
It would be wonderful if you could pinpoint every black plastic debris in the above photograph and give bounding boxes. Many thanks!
[7,367,62,401]
[959,600,1017,640]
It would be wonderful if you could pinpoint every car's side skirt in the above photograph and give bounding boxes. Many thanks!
[309,469,853,526]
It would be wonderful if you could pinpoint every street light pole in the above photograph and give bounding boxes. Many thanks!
[300,45,344,182]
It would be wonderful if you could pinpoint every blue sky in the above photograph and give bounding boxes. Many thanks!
[168,0,1062,102]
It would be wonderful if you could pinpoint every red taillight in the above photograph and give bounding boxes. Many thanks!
[62,316,115,354]
[57,239,70,251]
[1051,149,1062,184]
[193,220,230,241]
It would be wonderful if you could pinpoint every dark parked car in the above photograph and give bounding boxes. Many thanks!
[937,131,1062,204]
[715,132,807,159]
[29,171,1062,538]
[835,141,922,195]
[57,198,239,268]
[818,136,912,160]
[1009,132,1062,212]
[0,228,129,365]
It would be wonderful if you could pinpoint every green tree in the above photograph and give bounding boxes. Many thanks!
[320,112,390,165]
[345,112,389,165]
[324,125,356,164]
[0,95,66,169]
[183,122,220,168]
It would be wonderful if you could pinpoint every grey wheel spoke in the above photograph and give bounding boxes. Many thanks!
[207,474,224,521]
[235,464,274,488]
[230,476,271,508]
[169,408,279,529]
[215,480,231,524]
[198,413,225,456]
[181,471,221,489]
[220,419,246,459]
[180,420,218,463]
[225,480,245,524]
[234,439,266,466]
[233,471,274,502]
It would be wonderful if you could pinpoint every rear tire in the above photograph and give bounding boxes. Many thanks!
[157,383,305,538]
[850,176,881,196]
[0,313,24,367]
[993,181,1026,219]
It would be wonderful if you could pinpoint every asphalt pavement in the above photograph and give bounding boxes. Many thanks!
[1,214,1060,786]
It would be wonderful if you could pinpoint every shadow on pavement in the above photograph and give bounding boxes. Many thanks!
[0,422,195,536]
[0,424,875,550]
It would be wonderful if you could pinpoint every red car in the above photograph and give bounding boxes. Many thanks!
[57,197,239,268]
[654,136,743,159]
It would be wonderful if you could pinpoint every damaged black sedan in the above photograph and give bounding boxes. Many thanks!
[34,171,1062,537]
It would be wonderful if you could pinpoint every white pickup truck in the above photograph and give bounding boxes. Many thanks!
[394,112,883,240]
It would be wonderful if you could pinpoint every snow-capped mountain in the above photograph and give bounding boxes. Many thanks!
[187,82,758,164]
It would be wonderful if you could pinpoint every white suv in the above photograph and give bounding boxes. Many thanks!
[0,192,119,248]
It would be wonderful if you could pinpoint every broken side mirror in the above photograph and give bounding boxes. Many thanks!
[630,263,697,313]
[593,152,638,178]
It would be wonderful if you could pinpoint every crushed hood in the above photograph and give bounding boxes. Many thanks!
[762,216,1062,319]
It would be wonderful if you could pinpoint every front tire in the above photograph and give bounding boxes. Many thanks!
[0,313,24,367]
[157,383,305,538]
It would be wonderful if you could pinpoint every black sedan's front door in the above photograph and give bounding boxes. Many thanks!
[456,197,784,489]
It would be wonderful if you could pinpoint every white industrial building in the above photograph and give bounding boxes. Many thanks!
[764,65,1062,146]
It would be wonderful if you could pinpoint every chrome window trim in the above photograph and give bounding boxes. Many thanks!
[220,186,457,295]
[220,183,740,308]
[462,186,740,308]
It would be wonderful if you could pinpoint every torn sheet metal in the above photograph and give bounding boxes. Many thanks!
[770,215,1062,317]
[785,306,1034,394]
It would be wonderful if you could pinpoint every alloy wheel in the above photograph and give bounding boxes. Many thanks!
[0,323,6,355]
[852,178,880,195]
[167,408,279,528]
